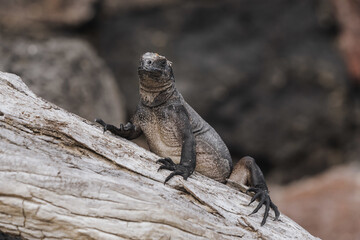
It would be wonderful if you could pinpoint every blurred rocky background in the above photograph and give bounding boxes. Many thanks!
[0,0,359,239]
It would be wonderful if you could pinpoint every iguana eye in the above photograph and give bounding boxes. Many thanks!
[147,60,152,65]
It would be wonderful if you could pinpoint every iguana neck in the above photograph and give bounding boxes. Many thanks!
[139,81,176,107]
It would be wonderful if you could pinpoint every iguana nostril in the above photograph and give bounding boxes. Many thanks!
[159,59,167,66]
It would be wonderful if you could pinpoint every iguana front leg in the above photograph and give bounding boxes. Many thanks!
[95,118,142,140]
[157,104,196,183]
[228,156,280,226]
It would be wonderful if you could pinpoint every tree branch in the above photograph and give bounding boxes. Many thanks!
[0,71,318,239]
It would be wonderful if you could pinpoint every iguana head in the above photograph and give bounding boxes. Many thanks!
[138,52,174,87]
[138,52,176,107]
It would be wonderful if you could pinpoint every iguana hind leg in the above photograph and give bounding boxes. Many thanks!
[228,156,280,226]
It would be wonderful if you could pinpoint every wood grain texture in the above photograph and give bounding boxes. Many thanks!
[0,71,318,239]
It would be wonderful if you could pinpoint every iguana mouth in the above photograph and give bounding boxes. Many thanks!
[138,66,163,78]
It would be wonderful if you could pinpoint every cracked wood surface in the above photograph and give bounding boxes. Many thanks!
[0,71,319,239]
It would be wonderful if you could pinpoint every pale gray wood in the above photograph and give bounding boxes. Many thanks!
[0,71,319,239]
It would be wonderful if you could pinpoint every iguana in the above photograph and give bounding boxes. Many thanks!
[95,52,280,225]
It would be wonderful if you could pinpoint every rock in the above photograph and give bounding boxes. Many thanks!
[332,0,360,83]
[271,162,360,240]
[0,0,98,30]
[0,35,126,125]
[331,0,360,141]
[102,0,180,15]
[0,71,318,239]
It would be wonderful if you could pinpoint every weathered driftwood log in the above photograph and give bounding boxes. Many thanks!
[0,71,318,239]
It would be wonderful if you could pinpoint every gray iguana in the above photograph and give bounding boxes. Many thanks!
[95,52,280,225]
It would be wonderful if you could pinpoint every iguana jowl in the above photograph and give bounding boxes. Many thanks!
[96,52,280,225]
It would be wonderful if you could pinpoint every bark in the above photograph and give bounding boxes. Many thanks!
[0,71,318,239]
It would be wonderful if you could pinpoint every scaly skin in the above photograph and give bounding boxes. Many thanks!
[95,52,280,225]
